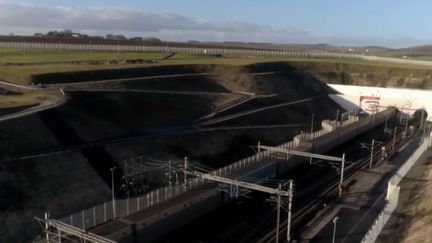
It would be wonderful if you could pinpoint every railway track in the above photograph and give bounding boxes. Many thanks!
[254,127,410,243]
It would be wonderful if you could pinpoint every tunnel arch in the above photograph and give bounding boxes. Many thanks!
[412,109,428,126]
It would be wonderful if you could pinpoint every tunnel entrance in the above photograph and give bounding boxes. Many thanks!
[412,109,428,126]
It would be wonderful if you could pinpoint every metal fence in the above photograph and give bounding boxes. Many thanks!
[2,41,432,67]
[59,139,307,229]
[59,114,356,230]
[361,134,431,243]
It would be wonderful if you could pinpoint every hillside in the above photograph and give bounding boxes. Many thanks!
[1,60,432,242]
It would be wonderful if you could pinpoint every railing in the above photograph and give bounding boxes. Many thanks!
[59,112,356,230]
[59,136,311,229]
[361,134,431,243]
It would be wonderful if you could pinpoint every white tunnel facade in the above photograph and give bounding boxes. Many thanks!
[327,84,432,121]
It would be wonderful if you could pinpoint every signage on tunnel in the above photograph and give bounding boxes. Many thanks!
[360,96,381,113]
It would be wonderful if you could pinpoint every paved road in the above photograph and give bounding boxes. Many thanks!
[0,80,66,122]
[62,87,249,96]
[0,79,39,90]
[200,95,324,126]
[0,97,66,122]
[46,71,280,91]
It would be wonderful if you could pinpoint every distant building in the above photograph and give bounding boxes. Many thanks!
[105,34,128,40]
[188,40,201,44]
[130,37,144,42]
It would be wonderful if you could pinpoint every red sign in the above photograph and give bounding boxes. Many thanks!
[360,96,380,112]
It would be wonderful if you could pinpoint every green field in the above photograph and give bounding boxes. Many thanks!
[1,47,432,86]
[0,47,431,110]
[0,49,166,63]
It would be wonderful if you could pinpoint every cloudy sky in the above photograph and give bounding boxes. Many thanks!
[0,0,431,48]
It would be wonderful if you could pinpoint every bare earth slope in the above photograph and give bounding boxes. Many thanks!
[378,149,432,242]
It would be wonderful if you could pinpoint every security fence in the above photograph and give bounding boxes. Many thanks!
[2,41,432,67]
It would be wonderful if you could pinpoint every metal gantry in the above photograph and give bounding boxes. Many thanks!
[186,170,294,243]
[258,145,346,197]
[35,213,116,243]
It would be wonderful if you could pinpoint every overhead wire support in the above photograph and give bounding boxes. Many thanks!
[258,145,345,163]
[188,170,290,196]
[186,170,294,243]
[35,214,117,243]
[258,144,346,197]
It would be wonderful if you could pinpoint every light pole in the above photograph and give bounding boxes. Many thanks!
[311,113,315,136]
[286,180,294,242]
[392,127,397,153]
[168,160,172,187]
[369,139,375,169]
[384,114,388,133]
[338,154,345,197]
[275,183,281,243]
[310,113,315,164]
[110,166,117,218]
[332,216,339,243]
[336,109,340,123]
[404,113,409,138]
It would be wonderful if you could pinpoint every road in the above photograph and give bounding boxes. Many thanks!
[46,71,280,91]
[0,80,67,122]
[0,79,39,90]
[0,96,316,162]
[61,87,250,96]
[0,96,66,122]
[200,95,324,126]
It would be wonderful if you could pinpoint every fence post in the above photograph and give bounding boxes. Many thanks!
[82,210,85,230]
[103,202,107,222]
[93,206,96,226]
[127,198,130,215]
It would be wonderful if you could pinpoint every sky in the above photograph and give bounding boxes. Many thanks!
[0,0,431,48]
